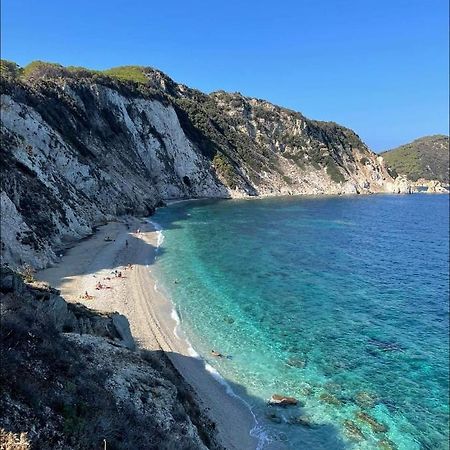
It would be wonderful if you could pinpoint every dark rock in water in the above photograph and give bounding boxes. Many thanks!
[343,420,365,441]
[265,411,282,424]
[356,411,389,433]
[378,438,398,450]
[354,391,378,408]
[289,416,319,428]
[300,386,314,396]
[368,338,404,353]
[319,393,342,406]
[286,357,307,368]
[269,394,298,406]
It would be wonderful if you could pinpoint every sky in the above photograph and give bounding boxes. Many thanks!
[1,0,448,151]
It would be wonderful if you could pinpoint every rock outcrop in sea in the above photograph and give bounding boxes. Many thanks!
[1,60,409,269]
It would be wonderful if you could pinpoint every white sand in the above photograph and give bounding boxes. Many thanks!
[38,219,259,450]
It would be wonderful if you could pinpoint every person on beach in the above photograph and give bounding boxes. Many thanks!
[125,239,128,247]
[211,350,223,357]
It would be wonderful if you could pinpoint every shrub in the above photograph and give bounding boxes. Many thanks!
[212,152,238,188]
[325,158,346,183]
[0,60,22,79]
[19,264,36,283]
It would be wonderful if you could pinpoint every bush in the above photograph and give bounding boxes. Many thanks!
[360,157,369,165]
[212,152,238,188]
[0,60,23,79]
[19,264,36,283]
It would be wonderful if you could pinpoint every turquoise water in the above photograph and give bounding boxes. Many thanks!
[151,194,449,450]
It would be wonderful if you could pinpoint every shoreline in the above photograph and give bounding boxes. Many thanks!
[37,217,260,450]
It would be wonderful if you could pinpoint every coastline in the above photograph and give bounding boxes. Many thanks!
[37,217,260,450]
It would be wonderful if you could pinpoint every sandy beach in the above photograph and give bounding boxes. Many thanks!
[38,218,259,450]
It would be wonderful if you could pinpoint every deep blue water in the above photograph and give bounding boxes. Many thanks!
[152,194,449,450]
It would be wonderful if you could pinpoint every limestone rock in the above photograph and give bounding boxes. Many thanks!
[269,394,298,406]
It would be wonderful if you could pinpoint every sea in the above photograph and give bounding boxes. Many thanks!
[150,194,449,450]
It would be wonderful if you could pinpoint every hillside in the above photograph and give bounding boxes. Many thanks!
[381,135,449,183]
[1,60,408,269]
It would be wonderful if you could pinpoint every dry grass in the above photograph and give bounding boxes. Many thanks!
[0,430,30,450]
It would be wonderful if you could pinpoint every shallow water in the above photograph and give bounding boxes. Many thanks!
[152,194,449,450]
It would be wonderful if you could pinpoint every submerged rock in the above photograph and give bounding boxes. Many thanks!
[378,438,398,450]
[265,412,282,424]
[300,384,316,397]
[354,391,378,409]
[319,393,342,406]
[343,420,365,441]
[289,416,319,428]
[286,357,307,368]
[356,411,389,433]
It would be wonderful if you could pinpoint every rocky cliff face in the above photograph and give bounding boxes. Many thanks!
[1,61,408,268]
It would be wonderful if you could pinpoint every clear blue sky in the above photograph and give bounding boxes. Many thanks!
[1,0,448,151]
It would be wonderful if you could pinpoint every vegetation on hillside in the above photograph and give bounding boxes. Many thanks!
[382,135,449,183]
[103,66,149,84]
[0,59,152,86]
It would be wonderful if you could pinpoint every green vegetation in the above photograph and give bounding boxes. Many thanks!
[325,157,346,183]
[19,264,36,283]
[282,175,293,185]
[382,135,449,182]
[360,157,369,165]
[22,60,65,80]
[213,152,238,188]
[103,65,149,84]
[0,59,22,79]
[2,60,149,86]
